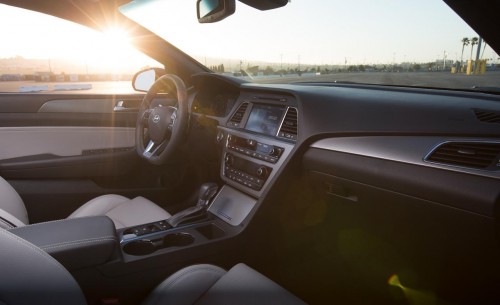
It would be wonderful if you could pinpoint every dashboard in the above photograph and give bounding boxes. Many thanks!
[191,72,500,305]
[191,74,500,208]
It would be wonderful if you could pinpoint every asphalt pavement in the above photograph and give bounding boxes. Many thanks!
[257,71,500,90]
[1,71,499,94]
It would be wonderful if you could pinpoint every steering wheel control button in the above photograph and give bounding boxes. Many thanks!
[142,109,153,124]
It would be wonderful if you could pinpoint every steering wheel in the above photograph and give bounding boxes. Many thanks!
[136,74,189,165]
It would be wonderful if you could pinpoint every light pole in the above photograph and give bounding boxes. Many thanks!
[443,51,447,70]
[298,55,301,75]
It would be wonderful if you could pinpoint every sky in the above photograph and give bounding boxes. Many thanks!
[1,0,499,73]
[0,4,157,74]
[121,0,498,66]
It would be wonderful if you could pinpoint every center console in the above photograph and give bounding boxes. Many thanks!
[117,91,299,261]
[217,92,298,198]
[206,91,298,226]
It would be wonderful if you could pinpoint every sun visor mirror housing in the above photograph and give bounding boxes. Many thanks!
[197,0,236,23]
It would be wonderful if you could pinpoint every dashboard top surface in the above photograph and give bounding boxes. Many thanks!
[192,73,500,142]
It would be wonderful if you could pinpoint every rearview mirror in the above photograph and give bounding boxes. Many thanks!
[197,0,235,23]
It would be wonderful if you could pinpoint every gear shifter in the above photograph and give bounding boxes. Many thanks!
[167,183,218,227]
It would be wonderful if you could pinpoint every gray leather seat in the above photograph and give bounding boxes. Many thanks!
[0,227,306,305]
[0,176,171,230]
[144,263,307,305]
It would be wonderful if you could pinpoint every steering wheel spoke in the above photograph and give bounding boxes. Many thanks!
[141,109,153,126]
[142,140,168,159]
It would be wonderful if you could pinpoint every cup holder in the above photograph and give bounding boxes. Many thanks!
[163,233,194,247]
[123,233,195,256]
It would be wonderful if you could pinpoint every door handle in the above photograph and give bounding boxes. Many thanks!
[113,100,138,112]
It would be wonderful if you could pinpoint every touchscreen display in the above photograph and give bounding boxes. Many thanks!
[245,104,285,136]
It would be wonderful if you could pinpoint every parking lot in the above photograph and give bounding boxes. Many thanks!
[1,71,499,93]
[258,71,500,90]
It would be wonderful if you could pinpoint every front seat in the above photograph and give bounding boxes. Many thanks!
[0,228,307,305]
[0,176,171,229]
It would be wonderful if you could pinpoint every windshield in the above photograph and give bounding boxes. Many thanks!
[121,0,500,90]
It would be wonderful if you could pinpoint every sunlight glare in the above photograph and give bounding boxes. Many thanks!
[102,27,131,49]
[88,26,146,74]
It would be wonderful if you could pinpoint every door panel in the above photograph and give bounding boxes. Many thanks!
[0,126,135,160]
[0,93,194,223]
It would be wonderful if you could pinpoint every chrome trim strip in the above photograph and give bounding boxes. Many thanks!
[311,136,500,179]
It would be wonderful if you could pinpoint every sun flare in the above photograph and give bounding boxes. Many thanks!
[102,27,131,48]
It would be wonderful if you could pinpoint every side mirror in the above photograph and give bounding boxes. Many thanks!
[197,0,235,23]
[132,68,166,92]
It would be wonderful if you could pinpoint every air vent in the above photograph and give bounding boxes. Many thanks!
[278,107,298,141]
[474,109,500,124]
[227,102,248,127]
[425,142,500,170]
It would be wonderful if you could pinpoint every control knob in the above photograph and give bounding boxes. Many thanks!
[256,166,268,178]
[216,131,225,143]
[270,147,282,157]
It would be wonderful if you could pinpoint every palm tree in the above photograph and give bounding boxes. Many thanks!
[470,37,479,60]
[460,37,469,69]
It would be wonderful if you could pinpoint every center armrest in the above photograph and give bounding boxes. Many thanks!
[9,216,118,271]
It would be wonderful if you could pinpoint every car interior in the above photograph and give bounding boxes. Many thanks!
[0,0,499,304]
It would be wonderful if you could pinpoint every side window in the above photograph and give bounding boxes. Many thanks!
[0,4,160,93]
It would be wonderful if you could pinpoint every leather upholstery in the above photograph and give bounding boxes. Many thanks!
[0,227,306,305]
[0,176,171,229]
[0,228,86,305]
[144,263,307,305]
[9,216,118,271]
[0,176,28,229]
[143,264,227,305]
[69,195,171,229]
[0,209,25,229]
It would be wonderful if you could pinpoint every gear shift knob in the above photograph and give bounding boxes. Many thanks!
[197,183,218,206]
[168,183,219,227]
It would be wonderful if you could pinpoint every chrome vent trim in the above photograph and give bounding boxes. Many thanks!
[227,102,249,127]
[278,107,298,141]
[425,141,500,171]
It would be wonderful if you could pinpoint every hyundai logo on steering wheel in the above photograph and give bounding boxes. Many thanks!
[152,114,160,123]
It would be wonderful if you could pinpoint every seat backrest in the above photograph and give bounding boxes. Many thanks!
[0,177,28,229]
[0,228,87,305]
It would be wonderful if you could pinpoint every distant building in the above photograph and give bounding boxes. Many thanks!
[34,72,54,82]
[0,74,22,81]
